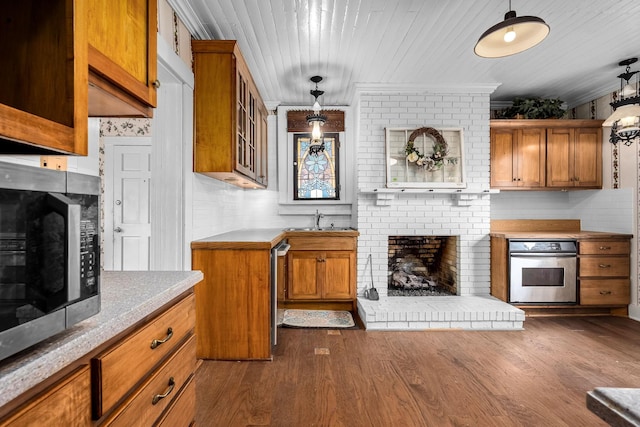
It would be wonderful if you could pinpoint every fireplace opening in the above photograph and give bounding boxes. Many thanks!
[388,236,457,296]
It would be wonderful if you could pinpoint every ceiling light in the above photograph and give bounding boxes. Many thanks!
[474,0,549,58]
[306,76,327,155]
[604,58,640,145]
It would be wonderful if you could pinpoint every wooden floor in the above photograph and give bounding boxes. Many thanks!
[195,316,640,426]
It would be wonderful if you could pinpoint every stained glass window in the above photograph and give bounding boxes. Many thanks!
[293,133,340,200]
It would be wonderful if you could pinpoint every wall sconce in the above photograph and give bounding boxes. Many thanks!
[474,0,549,58]
[603,58,640,145]
[306,76,327,155]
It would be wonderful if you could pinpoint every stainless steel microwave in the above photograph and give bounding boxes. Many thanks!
[0,162,100,362]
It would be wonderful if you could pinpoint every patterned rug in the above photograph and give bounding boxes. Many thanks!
[281,309,355,328]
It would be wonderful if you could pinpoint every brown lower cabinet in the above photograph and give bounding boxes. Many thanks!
[0,292,197,427]
[578,240,631,306]
[285,235,357,311]
[491,233,631,313]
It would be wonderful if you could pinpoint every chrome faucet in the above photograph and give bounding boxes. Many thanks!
[314,209,324,230]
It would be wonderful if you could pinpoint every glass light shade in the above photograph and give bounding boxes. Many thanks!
[617,116,640,135]
[603,104,640,126]
[311,121,322,140]
[313,100,321,112]
[474,12,550,58]
[620,84,637,98]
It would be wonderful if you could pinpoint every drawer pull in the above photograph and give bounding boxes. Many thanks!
[150,327,173,349]
[599,246,612,250]
[152,377,175,405]
[600,290,613,295]
[598,264,611,268]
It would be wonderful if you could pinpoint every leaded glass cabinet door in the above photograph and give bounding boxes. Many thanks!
[293,133,340,200]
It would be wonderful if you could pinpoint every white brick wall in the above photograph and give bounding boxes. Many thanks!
[355,90,492,297]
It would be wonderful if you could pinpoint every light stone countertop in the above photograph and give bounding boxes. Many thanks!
[587,387,640,427]
[0,270,203,408]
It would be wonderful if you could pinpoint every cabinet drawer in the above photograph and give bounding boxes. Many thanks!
[0,366,91,427]
[579,257,629,277]
[155,375,196,427]
[580,279,630,305]
[102,335,196,427]
[579,240,629,255]
[288,236,356,251]
[93,293,195,418]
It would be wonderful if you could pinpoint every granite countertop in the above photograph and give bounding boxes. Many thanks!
[191,228,286,250]
[587,387,640,426]
[0,270,203,408]
[489,230,633,240]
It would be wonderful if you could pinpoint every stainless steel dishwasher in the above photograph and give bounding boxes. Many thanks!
[271,240,290,345]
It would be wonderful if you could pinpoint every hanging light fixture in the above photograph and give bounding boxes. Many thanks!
[474,0,549,58]
[306,76,327,155]
[603,58,640,146]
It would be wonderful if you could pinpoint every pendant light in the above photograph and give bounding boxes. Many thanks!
[306,76,327,155]
[604,58,640,145]
[474,0,550,58]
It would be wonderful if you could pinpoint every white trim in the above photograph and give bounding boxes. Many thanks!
[157,34,194,89]
[276,105,355,214]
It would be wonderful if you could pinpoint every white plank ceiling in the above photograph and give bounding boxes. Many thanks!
[169,0,640,109]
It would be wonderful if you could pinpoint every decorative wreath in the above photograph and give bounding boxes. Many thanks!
[405,127,449,171]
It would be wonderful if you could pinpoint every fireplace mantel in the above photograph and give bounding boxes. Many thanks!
[359,188,499,206]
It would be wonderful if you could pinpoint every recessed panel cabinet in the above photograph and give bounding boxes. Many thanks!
[0,1,88,155]
[88,0,158,117]
[286,235,357,311]
[192,40,268,189]
[490,120,603,190]
[490,127,546,188]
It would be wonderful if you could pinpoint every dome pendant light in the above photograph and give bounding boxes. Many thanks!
[474,0,550,58]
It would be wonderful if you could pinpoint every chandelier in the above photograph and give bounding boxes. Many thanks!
[306,76,327,155]
[604,58,640,146]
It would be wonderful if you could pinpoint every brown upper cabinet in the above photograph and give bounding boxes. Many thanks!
[490,120,603,190]
[87,0,158,117]
[192,40,268,189]
[490,127,546,188]
[0,1,88,155]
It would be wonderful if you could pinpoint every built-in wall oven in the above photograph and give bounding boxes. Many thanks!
[509,239,577,303]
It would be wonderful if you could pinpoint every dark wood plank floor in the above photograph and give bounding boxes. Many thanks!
[196,316,640,426]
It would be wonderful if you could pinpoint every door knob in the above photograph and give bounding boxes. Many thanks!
[114,227,123,233]
[115,200,122,205]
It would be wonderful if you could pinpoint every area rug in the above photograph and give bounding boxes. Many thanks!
[281,309,355,328]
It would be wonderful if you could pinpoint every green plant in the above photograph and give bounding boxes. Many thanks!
[497,97,566,119]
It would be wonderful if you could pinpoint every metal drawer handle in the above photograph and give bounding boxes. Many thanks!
[600,290,612,295]
[152,377,175,405]
[598,264,611,268]
[150,327,173,349]
[599,246,612,250]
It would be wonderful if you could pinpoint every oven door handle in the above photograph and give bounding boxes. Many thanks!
[510,253,576,257]
[47,193,81,301]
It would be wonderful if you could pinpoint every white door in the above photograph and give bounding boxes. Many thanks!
[104,141,152,270]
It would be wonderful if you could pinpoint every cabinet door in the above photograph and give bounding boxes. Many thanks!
[490,127,544,188]
[490,128,518,188]
[546,127,575,187]
[517,128,546,187]
[288,251,322,299]
[0,366,92,426]
[322,251,355,299]
[573,127,602,188]
[0,0,87,155]
[87,0,157,116]
[235,71,257,180]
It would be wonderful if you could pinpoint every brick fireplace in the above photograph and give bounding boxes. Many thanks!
[388,235,457,296]
[353,87,524,330]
